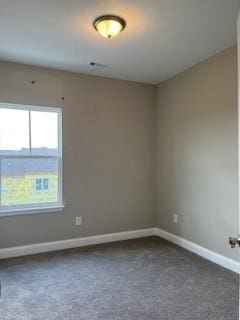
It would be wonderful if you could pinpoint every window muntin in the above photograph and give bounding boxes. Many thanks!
[0,103,62,213]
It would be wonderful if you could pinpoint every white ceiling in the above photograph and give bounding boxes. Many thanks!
[0,0,239,84]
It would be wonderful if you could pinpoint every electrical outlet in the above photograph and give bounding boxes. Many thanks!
[173,214,178,223]
[75,216,82,226]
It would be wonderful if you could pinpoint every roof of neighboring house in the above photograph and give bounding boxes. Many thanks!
[0,148,58,176]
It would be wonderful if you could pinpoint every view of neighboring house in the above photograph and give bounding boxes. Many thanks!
[0,148,58,206]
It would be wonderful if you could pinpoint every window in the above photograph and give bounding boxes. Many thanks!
[36,178,42,191]
[0,103,62,215]
[43,178,49,191]
[35,178,49,191]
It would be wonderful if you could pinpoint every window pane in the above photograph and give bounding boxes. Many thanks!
[1,158,58,206]
[0,108,29,155]
[31,111,58,156]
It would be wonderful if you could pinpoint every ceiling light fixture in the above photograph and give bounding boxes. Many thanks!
[93,15,126,39]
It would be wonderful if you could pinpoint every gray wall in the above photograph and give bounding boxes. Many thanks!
[156,46,239,261]
[0,62,156,248]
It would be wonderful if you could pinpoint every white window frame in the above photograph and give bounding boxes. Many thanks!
[0,103,63,216]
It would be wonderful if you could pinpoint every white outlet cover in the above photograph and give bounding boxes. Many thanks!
[75,216,82,226]
[173,214,178,223]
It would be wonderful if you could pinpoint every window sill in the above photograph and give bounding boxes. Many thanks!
[0,205,65,217]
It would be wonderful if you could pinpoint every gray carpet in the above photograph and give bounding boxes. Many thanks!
[0,237,238,320]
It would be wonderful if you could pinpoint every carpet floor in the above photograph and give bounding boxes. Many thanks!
[0,236,238,320]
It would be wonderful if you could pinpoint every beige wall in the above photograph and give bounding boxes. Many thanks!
[0,62,156,248]
[0,46,238,263]
[156,46,239,261]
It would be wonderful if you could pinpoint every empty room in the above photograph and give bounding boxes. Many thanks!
[0,1,239,319]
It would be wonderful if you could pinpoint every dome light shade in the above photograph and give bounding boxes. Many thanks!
[93,15,126,39]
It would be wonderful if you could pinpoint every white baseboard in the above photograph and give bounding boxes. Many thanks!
[0,228,155,260]
[155,228,240,274]
[1,227,239,274]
